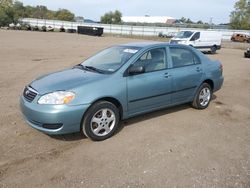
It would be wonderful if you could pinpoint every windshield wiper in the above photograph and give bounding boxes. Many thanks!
[74,64,86,69]
[74,64,105,74]
[85,66,106,73]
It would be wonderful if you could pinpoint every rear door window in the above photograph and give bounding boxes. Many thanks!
[169,47,200,68]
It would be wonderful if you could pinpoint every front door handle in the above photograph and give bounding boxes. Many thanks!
[196,67,202,72]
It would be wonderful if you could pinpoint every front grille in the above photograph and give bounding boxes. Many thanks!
[23,86,38,102]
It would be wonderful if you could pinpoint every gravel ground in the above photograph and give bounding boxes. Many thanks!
[0,30,250,188]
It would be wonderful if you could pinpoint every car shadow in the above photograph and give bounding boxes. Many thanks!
[202,51,217,55]
[116,103,190,134]
[49,132,87,141]
[212,94,217,100]
[50,95,218,141]
[116,94,217,135]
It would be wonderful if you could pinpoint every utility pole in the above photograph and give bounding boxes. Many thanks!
[209,17,213,29]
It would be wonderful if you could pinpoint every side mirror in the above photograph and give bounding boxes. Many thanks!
[128,66,145,75]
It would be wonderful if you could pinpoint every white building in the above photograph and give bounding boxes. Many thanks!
[122,16,176,24]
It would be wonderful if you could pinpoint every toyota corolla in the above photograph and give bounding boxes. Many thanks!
[20,42,223,141]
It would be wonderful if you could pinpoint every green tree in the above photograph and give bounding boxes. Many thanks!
[197,20,203,24]
[113,10,122,23]
[13,1,26,22]
[24,5,36,17]
[46,10,55,20]
[55,9,75,21]
[230,0,250,29]
[32,5,48,19]
[101,11,112,24]
[186,18,193,24]
[0,0,13,7]
[180,17,187,23]
[0,0,14,26]
[101,10,122,24]
[179,17,194,24]
[0,1,76,26]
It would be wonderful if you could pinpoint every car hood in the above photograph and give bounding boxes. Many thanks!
[30,68,107,94]
[171,38,186,41]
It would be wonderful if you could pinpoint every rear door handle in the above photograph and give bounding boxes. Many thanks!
[164,72,171,78]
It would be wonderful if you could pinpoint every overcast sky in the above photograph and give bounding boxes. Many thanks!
[20,0,238,24]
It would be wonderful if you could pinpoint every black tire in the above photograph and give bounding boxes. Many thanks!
[211,45,217,54]
[192,83,212,109]
[82,101,120,141]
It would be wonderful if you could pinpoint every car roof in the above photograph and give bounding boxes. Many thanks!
[118,42,194,50]
[118,42,168,48]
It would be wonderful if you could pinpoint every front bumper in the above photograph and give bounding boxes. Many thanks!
[20,96,90,135]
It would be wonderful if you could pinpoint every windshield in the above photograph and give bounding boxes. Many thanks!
[175,31,194,39]
[81,46,140,73]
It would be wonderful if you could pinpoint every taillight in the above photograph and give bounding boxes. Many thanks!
[219,64,223,74]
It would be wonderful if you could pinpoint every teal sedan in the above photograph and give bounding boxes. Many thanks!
[20,42,223,141]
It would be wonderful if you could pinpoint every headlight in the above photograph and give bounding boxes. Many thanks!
[38,91,75,105]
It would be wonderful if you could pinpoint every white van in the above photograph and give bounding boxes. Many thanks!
[170,31,222,54]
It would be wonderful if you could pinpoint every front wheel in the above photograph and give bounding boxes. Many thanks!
[192,83,212,109]
[82,101,120,141]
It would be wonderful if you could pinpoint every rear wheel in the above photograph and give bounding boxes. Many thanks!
[192,83,212,109]
[82,101,120,141]
[211,45,217,54]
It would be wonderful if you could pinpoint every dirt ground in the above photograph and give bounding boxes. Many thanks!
[0,30,250,188]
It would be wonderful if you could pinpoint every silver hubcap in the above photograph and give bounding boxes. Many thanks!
[199,87,211,107]
[90,108,116,136]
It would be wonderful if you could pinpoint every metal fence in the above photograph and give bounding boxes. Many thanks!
[21,18,250,40]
